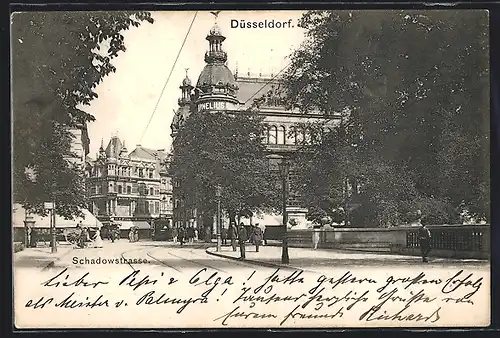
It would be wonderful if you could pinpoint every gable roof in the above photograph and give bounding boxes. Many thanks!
[128,146,169,161]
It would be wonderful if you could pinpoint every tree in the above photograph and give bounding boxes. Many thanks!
[169,110,281,227]
[283,10,489,226]
[12,11,154,218]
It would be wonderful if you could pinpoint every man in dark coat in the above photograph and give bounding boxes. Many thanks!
[178,226,186,246]
[229,222,238,251]
[252,223,263,252]
[418,223,432,262]
[238,224,248,259]
[221,227,228,245]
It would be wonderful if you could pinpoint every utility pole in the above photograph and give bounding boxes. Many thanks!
[51,200,57,253]
[45,201,57,253]
[279,157,290,264]
[215,184,222,252]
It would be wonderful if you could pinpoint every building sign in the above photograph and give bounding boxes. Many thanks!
[198,101,227,112]
[44,202,54,210]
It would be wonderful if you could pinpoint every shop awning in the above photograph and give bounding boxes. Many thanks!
[12,204,103,229]
[119,221,151,230]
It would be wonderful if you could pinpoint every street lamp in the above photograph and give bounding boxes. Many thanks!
[278,157,290,264]
[215,184,222,252]
[24,213,35,248]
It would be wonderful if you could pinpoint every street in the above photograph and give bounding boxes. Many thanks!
[13,240,490,328]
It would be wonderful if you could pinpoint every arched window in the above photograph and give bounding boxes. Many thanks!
[277,126,286,144]
[269,125,278,145]
[296,127,304,144]
[304,127,312,144]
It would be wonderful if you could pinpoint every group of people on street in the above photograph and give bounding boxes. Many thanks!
[75,222,103,248]
[172,225,198,246]
[106,225,120,243]
[128,227,139,243]
[224,222,263,260]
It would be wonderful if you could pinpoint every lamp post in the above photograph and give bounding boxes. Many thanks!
[44,201,57,253]
[215,184,222,252]
[278,157,290,264]
[24,213,35,248]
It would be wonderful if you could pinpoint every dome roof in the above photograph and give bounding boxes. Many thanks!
[209,23,223,36]
[182,76,192,87]
[196,63,238,92]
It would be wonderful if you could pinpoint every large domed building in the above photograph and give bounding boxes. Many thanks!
[170,19,339,234]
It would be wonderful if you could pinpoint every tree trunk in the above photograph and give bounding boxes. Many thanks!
[203,212,214,242]
[228,209,237,226]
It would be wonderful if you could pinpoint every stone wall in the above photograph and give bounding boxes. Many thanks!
[282,225,490,260]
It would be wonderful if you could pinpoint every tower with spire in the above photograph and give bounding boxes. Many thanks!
[195,12,239,109]
[179,68,194,107]
[171,69,194,138]
[98,138,106,159]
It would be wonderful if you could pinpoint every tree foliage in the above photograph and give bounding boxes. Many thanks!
[169,111,281,224]
[12,11,154,218]
[283,10,489,227]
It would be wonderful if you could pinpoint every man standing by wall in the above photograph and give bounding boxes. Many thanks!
[238,223,248,260]
[252,223,263,252]
[229,222,237,252]
[418,223,432,262]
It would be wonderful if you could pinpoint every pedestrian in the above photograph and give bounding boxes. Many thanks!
[252,223,263,252]
[238,223,248,259]
[312,223,321,250]
[172,226,178,243]
[128,228,134,242]
[92,228,104,248]
[134,228,139,242]
[187,226,194,243]
[29,227,37,248]
[221,227,228,245]
[178,226,186,246]
[418,223,432,262]
[229,222,238,252]
[194,228,199,241]
[78,227,88,248]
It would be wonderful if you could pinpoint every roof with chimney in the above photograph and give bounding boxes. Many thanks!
[129,145,169,161]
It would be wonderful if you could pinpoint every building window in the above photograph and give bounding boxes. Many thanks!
[138,168,144,178]
[150,187,154,195]
[269,125,278,145]
[127,186,131,194]
[296,127,304,144]
[149,170,153,178]
[278,126,286,144]
[304,127,312,144]
[118,185,122,194]
[155,202,159,214]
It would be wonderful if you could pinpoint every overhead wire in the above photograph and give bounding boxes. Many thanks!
[139,11,198,143]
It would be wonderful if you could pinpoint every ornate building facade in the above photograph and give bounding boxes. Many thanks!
[170,20,339,231]
[86,136,173,235]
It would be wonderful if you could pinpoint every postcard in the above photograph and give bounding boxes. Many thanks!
[12,9,490,329]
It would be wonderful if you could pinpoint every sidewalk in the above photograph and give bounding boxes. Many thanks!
[206,243,489,270]
[13,244,75,270]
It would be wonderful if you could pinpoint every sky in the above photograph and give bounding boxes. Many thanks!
[83,10,307,157]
